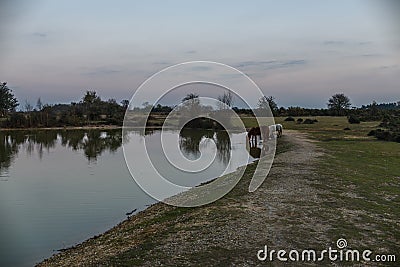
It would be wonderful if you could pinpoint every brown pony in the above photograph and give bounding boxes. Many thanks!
[247,126,270,145]
[247,127,261,144]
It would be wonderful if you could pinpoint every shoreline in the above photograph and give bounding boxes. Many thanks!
[37,131,309,266]
[38,138,264,263]
[37,162,261,266]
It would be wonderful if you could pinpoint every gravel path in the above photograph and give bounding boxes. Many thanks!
[38,130,329,266]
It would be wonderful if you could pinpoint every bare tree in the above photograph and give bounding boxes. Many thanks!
[36,97,43,111]
[24,100,33,112]
[258,96,278,114]
[218,91,234,109]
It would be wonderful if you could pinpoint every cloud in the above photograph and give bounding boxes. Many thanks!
[357,41,372,45]
[379,64,398,69]
[185,50,197,54]
[234,60,277,68]
[280,60,307,66]
[359,53,382,57]
[153,61,173,66]
[190,66,211,71]
[33,32,47,38]
[322,40,372,46]
[81,67,122,76]
[233,59,307,70]
[322,40,345,45]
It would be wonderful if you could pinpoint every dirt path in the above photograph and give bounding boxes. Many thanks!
[38,130,330,266]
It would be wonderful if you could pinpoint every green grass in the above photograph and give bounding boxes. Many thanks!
[275,116,400,259]
[239,115,379,139]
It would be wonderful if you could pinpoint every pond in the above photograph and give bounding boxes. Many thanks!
[0,128,260,267]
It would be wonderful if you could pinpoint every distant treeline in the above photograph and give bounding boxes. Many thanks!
[1,90,129,128]
[1,83,399,138]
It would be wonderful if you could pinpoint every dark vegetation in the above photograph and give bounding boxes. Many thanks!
[1,82,399,142]
[284,116,295,121]
[368,110,400,142]
[348,114,361,124]
[1,88,129,128]
[303,118,315,124]
[182,117,224,130]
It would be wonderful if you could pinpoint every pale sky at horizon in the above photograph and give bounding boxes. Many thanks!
[0,0,399,108]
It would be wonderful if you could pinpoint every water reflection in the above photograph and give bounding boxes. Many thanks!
[0,129,240,176]
[0,130,124,175]
[179,129,231,164]
[0,128,258,267]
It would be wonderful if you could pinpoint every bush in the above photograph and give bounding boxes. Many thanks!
[348,115,361,124]
[303,118,315,124]
[344,127,351,130]
[368,129,400,142]
[297,118,303,123]
[284,116,295,121]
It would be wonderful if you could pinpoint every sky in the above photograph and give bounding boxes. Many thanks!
[0,0,399,108]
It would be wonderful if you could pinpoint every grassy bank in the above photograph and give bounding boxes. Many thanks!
[38,116,399,266]
[283,116,400,256]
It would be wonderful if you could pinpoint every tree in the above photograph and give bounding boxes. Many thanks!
[218,91,234,109]
[327,93,351,115]
[36,98,43,111]
[0,82,19,117]
[181,93,200,111]
[121,99,129,109]
[258,96,278,115]
[24,100,33,112]
[182,93,199,102]
[82,90,100,105]
[180,93,201,123]
[82,91,102,121]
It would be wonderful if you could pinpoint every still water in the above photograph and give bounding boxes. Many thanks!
[0,129,256,266]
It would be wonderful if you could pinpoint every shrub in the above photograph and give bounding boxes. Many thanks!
[303,118,315,124]
[348,115,361,124]
[297,118,303,123]
[367,130,376,136]
[344,127,351,130]
[284,116,295,121]
[368,129,400,142]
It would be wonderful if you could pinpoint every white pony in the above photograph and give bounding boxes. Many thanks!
[267,124,283,139]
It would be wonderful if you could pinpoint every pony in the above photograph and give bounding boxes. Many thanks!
[275,124,283,137]
[247,126,270,145]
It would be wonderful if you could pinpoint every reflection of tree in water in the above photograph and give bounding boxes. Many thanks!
[0,130,125,174]
[59,129,123,162]
[0,132,19,175]
[179,129,231,164]
[214,131,230,164]
[0,131,60,175]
